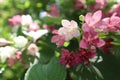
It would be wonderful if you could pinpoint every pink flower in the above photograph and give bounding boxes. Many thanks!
[0,38,11,46]
[47,4,60,17]
[82,10,108,32]
[95,0,108,9]
[79,32,105,49]
[29,22,40,31]
[58,20,80,41]
[51,35,65,47]
[16,51,22,60]
[108,4,120,17]
[102,13,120,32]
[85,10,102,27]
[8,15,21,27]
[59,49,76,68]
[27,43,39,56]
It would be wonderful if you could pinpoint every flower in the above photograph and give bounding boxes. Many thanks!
[21,15,33,25]
[79,32,105,49]
[16,51,22,60]
[59,49,76,68]
[95,0,108,9]
[0,38,12,46]
[8,15,21,27]
[76,49,96,66]
[102,13,120,32]
[51,35,65,47]
[23,29,48,42]
[29,22,40,31]
[81,10,108,33]
[27,43,39,56]
[13,36,28,49]
[0,46,17,63]
[58,19,80,41]
[85,10,102,27]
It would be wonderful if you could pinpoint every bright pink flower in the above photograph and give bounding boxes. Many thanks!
[16,51,22,60]
[8,15,21,27]
[85,10,102,27]
[29,22,40,31]
[59,49,76,68]
[79,32,105,49]
[82,10,108,32]
[51,35,65,47]
[76,49,96,66]
[58,20,80,41]
[47,4,60,17]
[102,13,120,32]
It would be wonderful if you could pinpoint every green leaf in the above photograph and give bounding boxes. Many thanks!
[91,65,104,79]
[24,57,66,80]
[42,17,62,25]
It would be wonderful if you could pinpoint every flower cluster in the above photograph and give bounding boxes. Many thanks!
[51,10,120,68]
[0,14,48,67]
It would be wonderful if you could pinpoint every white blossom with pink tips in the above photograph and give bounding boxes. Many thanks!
[0,38,12,46]
[27,43,39,56]
[58,20,80,41]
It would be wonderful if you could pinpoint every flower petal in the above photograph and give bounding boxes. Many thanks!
[61,19,70,27]
[79,39,88,48]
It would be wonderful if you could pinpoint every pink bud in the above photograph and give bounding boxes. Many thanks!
[27,43,39,56]
[0,38,11,46]
[29,22,40,31]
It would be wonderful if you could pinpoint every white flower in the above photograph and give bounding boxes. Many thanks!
[0,46,17,63]
[58,20,80,41]
[14,36,28,49]
[23,30,48,42]
[21,15,33,25]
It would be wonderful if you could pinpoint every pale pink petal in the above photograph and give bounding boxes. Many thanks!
[79,39,88,49]
[82,23,90,32]
[92,10,102,22]
[111,16,120,25]
[61,20,70,27]
[85,13,92,24]
[96,39,105,47]
[102,17,110,24]
[70,20,78,28]
[52,30,58,34]
[51,35,59,43]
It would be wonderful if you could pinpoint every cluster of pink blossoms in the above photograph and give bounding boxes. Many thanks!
[52,10,120,68]
[8,15,40,31]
